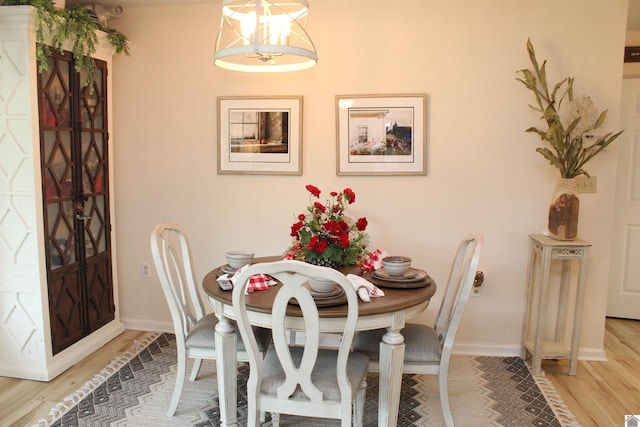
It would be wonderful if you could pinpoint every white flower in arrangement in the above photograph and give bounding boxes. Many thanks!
[561,94,600,140]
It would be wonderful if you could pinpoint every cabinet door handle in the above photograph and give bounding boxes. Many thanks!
[75,214,90,221]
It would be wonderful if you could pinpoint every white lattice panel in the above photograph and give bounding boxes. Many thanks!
[0,287,39,349]
[0,8,47,373]
[0,21,36,264]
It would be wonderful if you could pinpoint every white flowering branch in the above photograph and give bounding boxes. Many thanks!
[517,38,623,178]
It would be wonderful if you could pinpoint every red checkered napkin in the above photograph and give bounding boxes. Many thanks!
[359,249,388,272]
[246,273,276,292]
[232,265,277,293]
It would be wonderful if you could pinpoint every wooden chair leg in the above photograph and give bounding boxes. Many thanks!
[438,372,454,427]
[271,412,280,426]
[167,349,187,416]
[353,379,366,427]
[189,358,203,381]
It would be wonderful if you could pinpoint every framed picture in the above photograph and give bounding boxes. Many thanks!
[336,94,427,175]
[624,46,640,62]
[218,96,303,174]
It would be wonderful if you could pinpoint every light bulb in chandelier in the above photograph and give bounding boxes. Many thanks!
[214,0,318,72]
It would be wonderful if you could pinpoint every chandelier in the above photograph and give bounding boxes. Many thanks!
[213,0,318,72]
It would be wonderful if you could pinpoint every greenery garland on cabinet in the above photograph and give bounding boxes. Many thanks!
[1,0,130,88]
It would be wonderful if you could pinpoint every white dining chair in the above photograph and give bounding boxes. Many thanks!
[150,222,271,416]
[232,260,369,427]
[352,233,483,427]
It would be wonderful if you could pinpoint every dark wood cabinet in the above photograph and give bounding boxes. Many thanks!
[1,6,122,380]
[38,49,115,355]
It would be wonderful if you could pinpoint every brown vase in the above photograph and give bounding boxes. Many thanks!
[548,178,579,240]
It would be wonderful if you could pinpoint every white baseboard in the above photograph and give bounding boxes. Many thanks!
[453,342,522,357]
[119,320,609,362]
[454,341,608,361]
[120,317,173,333]
[575,346,607,361]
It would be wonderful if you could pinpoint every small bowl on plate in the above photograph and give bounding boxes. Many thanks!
[308,277,338,293]
[225,251,254,269]
[382,256,412,277]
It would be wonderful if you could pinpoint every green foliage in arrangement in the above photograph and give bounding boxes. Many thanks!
[517,38,623,178]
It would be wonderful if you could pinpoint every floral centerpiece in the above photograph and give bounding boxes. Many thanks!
[286,185,369,268]
[516,38,623,240]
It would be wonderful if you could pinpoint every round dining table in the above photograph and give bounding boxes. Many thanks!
[202,256,437,427]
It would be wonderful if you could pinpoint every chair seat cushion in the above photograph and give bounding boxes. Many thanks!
[261,346,369,401]
[185,313,272,353]
[352,323,442,363]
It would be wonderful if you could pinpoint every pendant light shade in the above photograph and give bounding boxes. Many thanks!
[214,0,318,72]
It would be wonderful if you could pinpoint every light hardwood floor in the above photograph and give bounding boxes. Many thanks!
[1,319,638,426]
[0,329,151,427]
[544,317,640,427]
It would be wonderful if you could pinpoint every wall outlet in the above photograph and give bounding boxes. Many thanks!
[140,262,151,278]
[575,175,597,193]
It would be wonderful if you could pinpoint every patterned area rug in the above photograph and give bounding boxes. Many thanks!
[36,332,580,427]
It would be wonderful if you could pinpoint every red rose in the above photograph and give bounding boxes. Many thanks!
[324,220,342,235]
[290,221,304,237]
[298,213,306,221]
[343,188,356,204]
[313,201,326,212]
[309,236,327,253]
[338,233,350,248]
[306,184,321,198]
[330,191,338,196]
[356,217,368,231]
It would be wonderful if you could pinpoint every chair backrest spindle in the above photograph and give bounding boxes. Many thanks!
[151,223,205,343]
[434,234,483,353]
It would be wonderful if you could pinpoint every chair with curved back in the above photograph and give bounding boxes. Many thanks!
[352,233,483,427]
[150,222,271,416]
[232,260,369,427]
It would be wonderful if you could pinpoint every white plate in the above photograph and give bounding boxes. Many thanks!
[221,264,237,275]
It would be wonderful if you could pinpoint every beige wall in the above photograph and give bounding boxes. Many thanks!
[109,0,627,357]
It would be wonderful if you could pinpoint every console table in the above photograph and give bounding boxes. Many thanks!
[521,234,591,375]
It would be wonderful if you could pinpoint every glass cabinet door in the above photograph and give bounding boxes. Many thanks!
[79,61,115,337]
[41,51,76,269]
[39,49,114,355]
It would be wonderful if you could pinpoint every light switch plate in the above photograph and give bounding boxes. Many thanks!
[575,175,597,193]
